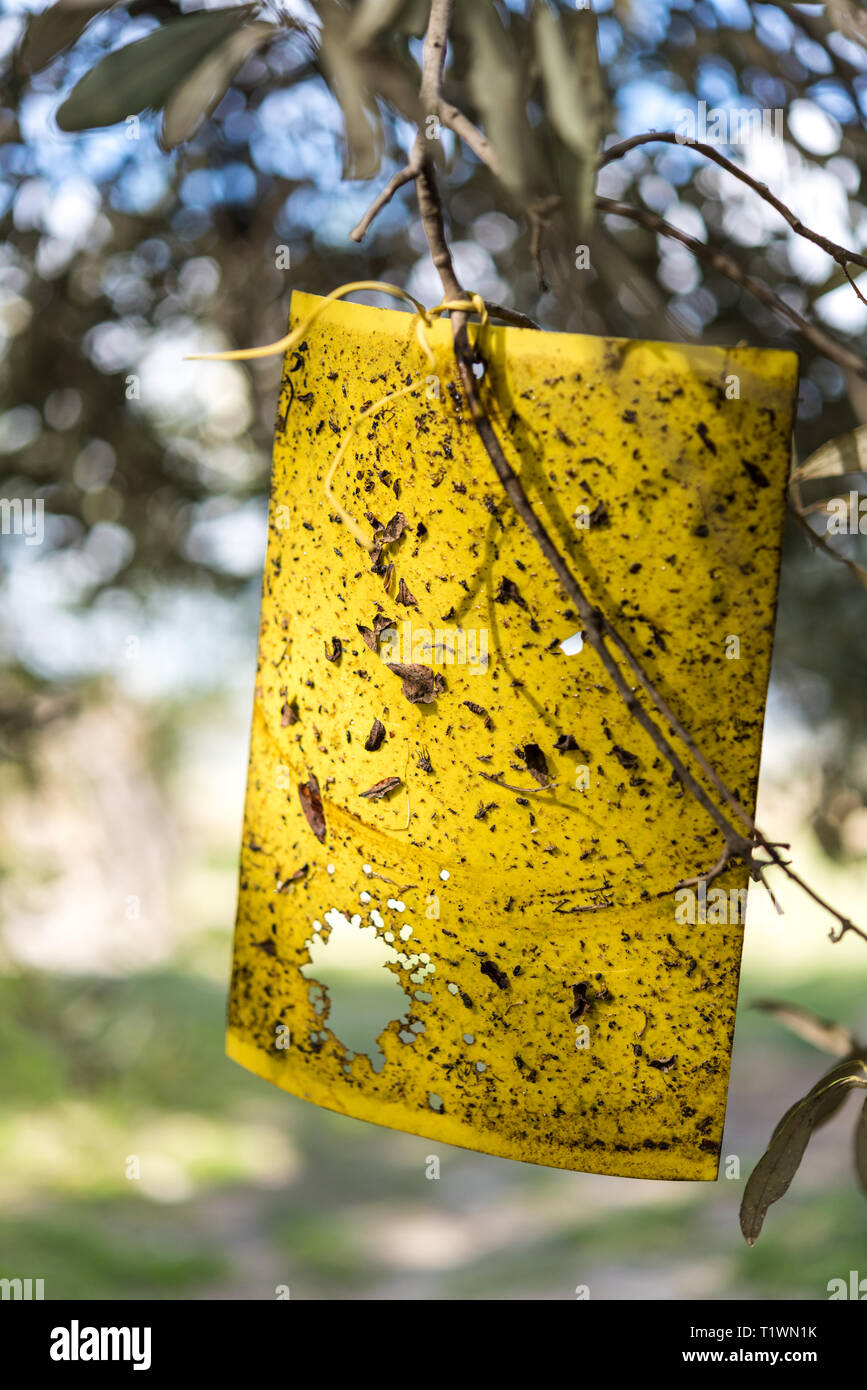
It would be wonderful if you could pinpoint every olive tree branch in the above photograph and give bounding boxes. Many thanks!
[599,130,867,284]
[787,495,867,587]
[347,0,867,944]
[596,196,867,381]
[349,0,453,243]
[349,162,421,241]
[437,99,503,176]
[349,91,505,244]
[411,116,766,899]
[441,204,867,940]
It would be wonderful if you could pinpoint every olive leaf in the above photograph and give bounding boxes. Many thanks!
[346,0,417,48]
[533,2,604,231]
[462,3,537,198]
[160,20,275,150]
[56,5,257,132]
[789,425,867,511]
[395,0,431,38]
[788,434,867,587]
[298,773,326,843]
[782,1066,855,1132]
[775,1055,867,1138]
[751,998,858,1058]
[740,1094,817,1247]
[855,1096,867,1196]
[19,0,115,76]
[341,0,431,49]
[742,1057,867,1245]
[363,49,424,128]
[318,0,384,180]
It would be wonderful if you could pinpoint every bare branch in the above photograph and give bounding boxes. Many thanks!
[599,130,867,275]
[351,0,867,947]
[600,612,757,834]
[350,160,420,242]
[417,179,867,943]
[437,99,503,176]
[350,0,455,244]
[483,302,540,330]
[528,195,562,293]
[413,155,758,860]
[419,0,453,116]
[596,195,867,381]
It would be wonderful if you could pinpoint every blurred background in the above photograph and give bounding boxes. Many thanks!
[1,0,867,1300]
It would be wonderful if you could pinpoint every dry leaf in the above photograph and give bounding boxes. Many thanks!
[298,773,326,843]
[387,662,445,704]
[364,718,386,751]
[360,776,402,799]
[521,742,550,785]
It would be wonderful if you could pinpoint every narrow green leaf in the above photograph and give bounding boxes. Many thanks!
[56,6,256,132]
[740,1095,818,1247]
[787,1055,867,1134]
[319,0,383,180]
[855,1096,867,1195]
[347,0,409,48]
[534,4,588,155]
[20,0,114,75]
[804,1054,867,1093]
[464,3,536,197]
[534,3,604,233]
[161,21,275,151]
[752,998,858,1058]
[743,1057,867,1244]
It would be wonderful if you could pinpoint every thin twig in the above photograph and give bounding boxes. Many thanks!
[345,0,867,945]
[787,495,867,587]
[419,0,452,113]
[350,96,507,243]
[483,302,540,330]
[600,612,756,833]
[528,195,562,293]
[596,196,867,381]
[400,2,867,947]
[437,99,503,177]
[599,131,867,275]
[413,153,756,859]
[349,162,420,242]
[456,260,866,940]
[350,0,453,243]
[409,55,758,862]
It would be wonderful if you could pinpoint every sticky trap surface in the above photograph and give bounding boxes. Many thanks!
[227,292,798,1180]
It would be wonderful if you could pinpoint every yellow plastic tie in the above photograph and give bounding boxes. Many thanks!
[186,280,431,362]
[428,293,489,328]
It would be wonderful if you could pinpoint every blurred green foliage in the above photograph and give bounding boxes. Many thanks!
[0,960,865,1298]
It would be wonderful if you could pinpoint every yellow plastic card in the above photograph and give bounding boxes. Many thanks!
[227,291,798,1180]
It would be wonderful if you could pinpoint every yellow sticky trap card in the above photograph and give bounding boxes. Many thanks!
[227,291,798,1180]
